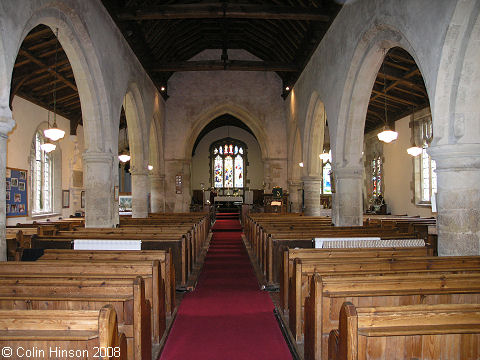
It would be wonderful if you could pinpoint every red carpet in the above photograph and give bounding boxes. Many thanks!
[159,219,292,360]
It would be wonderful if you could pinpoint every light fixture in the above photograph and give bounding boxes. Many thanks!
[285,86,290,91]
[407,146,422,156]
[319,150,331,163]
[43,28,65,142]
[299,162,304,167]
[160,86,166,92]
[118,98,130,163]
[40,139,56,153]
[148,165,153,171]
[377,52,398,143]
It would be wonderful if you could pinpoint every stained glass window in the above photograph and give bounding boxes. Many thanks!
[224,156,234,188]
[322,162,332,194]
[235,155,243,188]
[214,155,223,188]
[372,157,382,197]
[210,139,247,189]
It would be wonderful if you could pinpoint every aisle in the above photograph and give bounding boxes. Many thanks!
[159,218,292,360]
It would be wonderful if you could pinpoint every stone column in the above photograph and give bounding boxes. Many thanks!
[288,180,303,213]
[332,166,363,226]
[149,173,165,213]
[428,144,480,255]
[302,176,321,216]
[0,117,16,261]
[83,151,115,228]
[130,166,149,218]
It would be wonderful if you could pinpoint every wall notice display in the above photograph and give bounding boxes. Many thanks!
[6,167,28,217]
[175,175,182,194]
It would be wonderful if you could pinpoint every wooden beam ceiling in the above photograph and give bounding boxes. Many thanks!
[116,4,331,21]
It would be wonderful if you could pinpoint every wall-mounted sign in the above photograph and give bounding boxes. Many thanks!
[175,175,182,194]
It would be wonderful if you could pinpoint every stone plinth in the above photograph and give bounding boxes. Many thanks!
[150,174,165,213]
[428,144,480,255]
[83,151,115,228]
[302,176,321,216]
[130,166,149,218]
[332,166,363,226]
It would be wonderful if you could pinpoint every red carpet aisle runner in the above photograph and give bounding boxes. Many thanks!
[159,218,292,360]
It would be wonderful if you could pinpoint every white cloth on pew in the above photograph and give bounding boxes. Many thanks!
[314,237,425,249]
[74,239,141,250]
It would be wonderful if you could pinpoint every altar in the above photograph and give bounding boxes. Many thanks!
[214,196,243,203]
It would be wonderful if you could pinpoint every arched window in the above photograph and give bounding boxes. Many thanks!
[210,138,247,190]
[372,156,382,197]
[31,131,53,214]
[421,144,437,202]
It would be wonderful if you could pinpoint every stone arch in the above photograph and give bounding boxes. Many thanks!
[433,0,480,146]
[289,127,302,181]
[186,102,269,161]
[336,24,429,169]
[17,4,111,153]
[304,92,326,177]
[149,110,164,176]
[123,83,148,172]
[0,18,11,120]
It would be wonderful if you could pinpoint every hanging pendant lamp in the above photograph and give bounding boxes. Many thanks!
[377,53,398,143]
[40,139,56,153]
[44,28,65,142]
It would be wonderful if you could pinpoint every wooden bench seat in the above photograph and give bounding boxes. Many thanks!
[0,304,127,359]
[329,302,480,360]
[304,272,480,360]
[31,233,189,286]
[40,249,176,316]
[280,246,432,310]
[290,255,480,344]
[0,276,150,360]
[0,260,164,345]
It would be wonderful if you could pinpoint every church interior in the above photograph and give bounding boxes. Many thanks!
[1,0,480,359]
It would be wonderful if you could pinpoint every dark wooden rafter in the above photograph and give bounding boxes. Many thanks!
[116,3,331,21]
[151,60,299,72]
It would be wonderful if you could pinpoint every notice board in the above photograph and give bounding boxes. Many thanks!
[6,167,28,217]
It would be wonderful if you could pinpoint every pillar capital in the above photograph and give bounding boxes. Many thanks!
[301,175,321,182]
[82,151,114,164]
[333,165,363,179]
[288,179,302,187]
[0,116,15,137]
[129,165,148,176]
[428,143,480,171]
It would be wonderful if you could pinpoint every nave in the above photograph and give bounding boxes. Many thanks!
[160,213,292,359]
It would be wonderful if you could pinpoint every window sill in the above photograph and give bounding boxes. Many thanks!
[31,213,61,220]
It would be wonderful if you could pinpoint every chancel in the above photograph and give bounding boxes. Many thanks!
[1,1,480,359]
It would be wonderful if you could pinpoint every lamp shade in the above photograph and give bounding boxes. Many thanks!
[407,146,423,157]
[319,150,331,163]
[44,127,65,142]
[118,153,131,163]
[377,128,398,143]
[40,142,56,153]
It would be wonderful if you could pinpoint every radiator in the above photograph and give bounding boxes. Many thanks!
[314,237,425,249]
[73,239,142,250]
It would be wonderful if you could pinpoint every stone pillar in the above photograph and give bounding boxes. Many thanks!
[332,166,363,226]
[83,151,115,228]
[0,117,16,261]
[302,176,321,216]
[130,166,149,218]
[288,180,303,213]
[428,144,480,255]
[150,173,165,213]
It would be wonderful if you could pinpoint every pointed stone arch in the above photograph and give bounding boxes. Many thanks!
[124,84,148,172]
[304,92,326,177]
[186,102,269,161]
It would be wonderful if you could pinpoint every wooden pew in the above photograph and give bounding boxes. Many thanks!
[0,261,164,345]
[279,246,432,311]
[290,255,480,344]
[304,272,480,360]
[40,249,176,316]
[329,302,480,360]
[0,276,151,360]
[0,304,127,360]
[31,233,189,286]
